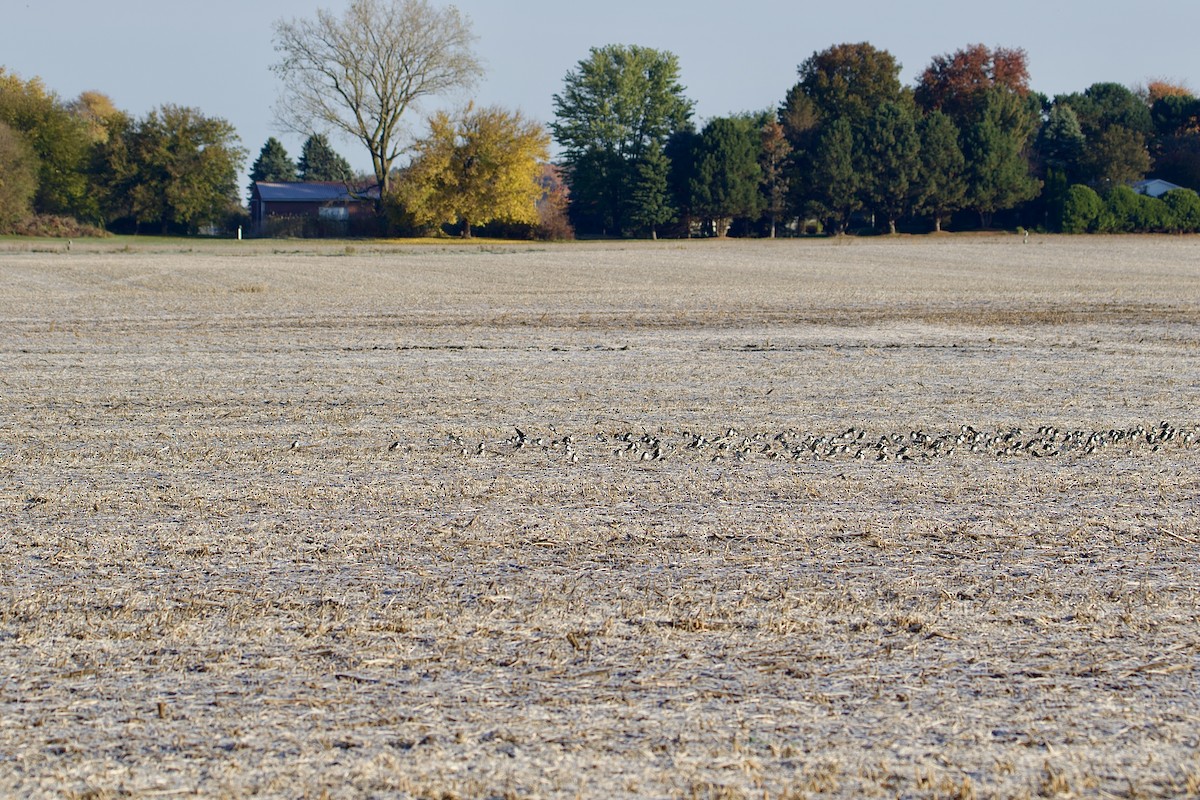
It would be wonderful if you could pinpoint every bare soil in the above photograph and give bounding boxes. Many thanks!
[1,235,1198,799]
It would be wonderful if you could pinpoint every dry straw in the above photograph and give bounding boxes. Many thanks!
[1,236,1198,798]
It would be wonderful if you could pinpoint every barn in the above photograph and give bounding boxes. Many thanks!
[249,181,380,237]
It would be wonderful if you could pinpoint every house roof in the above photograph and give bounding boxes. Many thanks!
[1131,178,1183,198]
[253,181,379,203]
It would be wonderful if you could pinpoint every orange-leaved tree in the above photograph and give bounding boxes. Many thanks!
[915,44,1030,119]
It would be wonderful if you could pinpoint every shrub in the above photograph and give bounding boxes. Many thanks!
[382,192,435,237]
[1061,185,1103,233]
[11,214,108,238]
[535,192,575,240]
[1162,188,1200,232]
[1131,193,1171,232]
[1103,185,1141,233]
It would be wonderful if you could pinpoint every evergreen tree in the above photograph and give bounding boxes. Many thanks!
[690,116,762,237]
[913,48,1040,228]
[628,139,674,239]
[1038,104,1086,180]
[914,110,967,232]
[1060,83,1153,139]
[803,117,860,233]
[860,101,920,234]
[1057,83,1154,190]
[249,137,297,183]
[1041,168,1070,232]
[665,127,701,236]
[961,89,1040,227]
[1150,92,1200,136]
[784,43,904,234]
[298,133,353,181]
[564,148,626,235]
[1151,94,1200,190]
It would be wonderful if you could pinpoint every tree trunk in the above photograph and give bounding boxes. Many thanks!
[461,219,472,239]
[650,228,657,240]
[888,218,897,235]
[375,155,389,198]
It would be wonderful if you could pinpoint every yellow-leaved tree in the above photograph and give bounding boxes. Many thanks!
[399,104,550,238]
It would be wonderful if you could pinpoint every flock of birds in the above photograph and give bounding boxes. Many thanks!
[434,421,1200,465]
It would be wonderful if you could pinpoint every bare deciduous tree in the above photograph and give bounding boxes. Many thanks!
[271,0,482,196]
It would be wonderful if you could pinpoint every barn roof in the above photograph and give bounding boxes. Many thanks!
[253,181,379,203]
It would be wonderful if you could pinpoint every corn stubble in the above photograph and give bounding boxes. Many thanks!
[1,236,1198,798]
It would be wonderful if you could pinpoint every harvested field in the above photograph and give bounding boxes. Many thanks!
[1,235,1199,799]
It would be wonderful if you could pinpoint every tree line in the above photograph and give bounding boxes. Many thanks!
[554,42,1200,238]
[3,0,1199,238]
[0,69,249,236]
[0,67,374,237]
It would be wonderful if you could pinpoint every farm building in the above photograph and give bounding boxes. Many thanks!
[249,181,380,237]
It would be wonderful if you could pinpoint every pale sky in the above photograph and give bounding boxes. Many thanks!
[4,0,1198,184]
